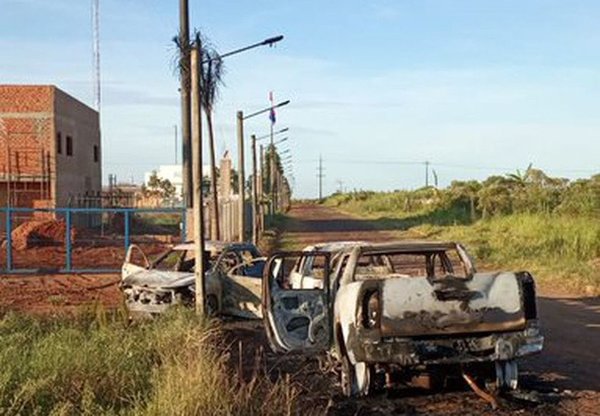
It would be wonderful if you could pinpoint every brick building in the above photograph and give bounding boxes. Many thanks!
[0,85,101,209]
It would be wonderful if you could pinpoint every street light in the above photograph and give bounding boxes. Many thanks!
[187,34,284,314]
[236,99,290,242]
[209,36,284,63]
[181,34,284,210]
[251,130,287,243]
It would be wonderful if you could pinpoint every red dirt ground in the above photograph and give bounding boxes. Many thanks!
[0,273,122,315]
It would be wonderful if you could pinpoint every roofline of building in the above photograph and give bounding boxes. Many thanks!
[0,84,98,115]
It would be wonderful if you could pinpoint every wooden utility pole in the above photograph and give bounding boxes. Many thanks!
[179,0,192,208]
[251,135,258,245]
[317,155,324,201]
[191,45,206,315]
[236,111,245,242]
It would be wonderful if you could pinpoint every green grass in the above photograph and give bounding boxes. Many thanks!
[325,196,600,296]
[0,307,297,416]
[412,214,600,295]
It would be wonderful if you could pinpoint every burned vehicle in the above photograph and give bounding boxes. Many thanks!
[290,241,365,289]
[122,241,265,319]
[262,241,543,397]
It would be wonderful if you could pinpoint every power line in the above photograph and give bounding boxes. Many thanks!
[293,158,598,174]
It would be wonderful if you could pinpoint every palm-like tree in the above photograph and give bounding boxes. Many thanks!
[173,31,225,240]
[200,44,225,240]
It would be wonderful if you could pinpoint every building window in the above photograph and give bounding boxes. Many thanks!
[93,145,99,162]
[66,136,73,156]
[57,132,62,154]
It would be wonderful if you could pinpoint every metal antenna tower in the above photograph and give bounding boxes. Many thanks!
[92,0,101,112]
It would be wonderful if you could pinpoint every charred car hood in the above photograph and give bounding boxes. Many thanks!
[122,270,195,289]
[379,272,525,337]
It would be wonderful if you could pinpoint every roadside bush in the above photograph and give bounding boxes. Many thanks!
[324,169,600,294]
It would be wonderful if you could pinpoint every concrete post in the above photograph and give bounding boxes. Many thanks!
[259,144,265,233]
[179,0,192,208]
[191,45,206,315]
[251,135,258,245]
[270,125,275,216]
[236,111,245,242]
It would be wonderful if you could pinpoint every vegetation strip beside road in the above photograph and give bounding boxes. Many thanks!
[0,307,298,415]
[324,170,600,297]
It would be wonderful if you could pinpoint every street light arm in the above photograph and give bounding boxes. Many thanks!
[256,127,289,141]
[203,35,285,64]
[243,100,291,120]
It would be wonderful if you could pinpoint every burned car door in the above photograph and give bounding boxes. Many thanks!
[220,256,266,319]
[121,244,150,278]
[263,252,331,353]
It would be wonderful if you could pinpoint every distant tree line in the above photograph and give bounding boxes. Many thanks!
[329,167,600,220]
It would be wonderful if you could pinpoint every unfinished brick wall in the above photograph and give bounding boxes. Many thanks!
[0,85,101,209]
[0,86,54,180]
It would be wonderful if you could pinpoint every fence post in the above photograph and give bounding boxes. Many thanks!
[5,208,12,271]
[124,210,130,251]
[65,209,72,272]
[181,209,187,242]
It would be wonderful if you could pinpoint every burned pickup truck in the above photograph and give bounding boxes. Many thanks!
[121,241,265,319]
[262,241,543,397]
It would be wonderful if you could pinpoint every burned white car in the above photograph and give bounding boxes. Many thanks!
[122,241,265,319]
[262,241,543,397]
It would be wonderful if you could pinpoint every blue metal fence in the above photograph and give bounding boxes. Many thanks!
[1,207,186,274]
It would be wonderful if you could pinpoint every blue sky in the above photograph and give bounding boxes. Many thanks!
[1,0,599,197]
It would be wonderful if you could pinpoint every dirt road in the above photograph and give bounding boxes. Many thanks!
[231,203,599,415]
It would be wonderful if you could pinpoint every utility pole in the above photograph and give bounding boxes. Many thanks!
[269,124,275,216]
[191,44,206,315]
[251,135,258,245]
[317,155,325,201]
[236,111,245,242]
[179,0,192,209]
[425,161,430,188]
[259,144,265,233]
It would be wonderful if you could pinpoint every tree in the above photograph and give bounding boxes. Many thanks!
[174,30,225,240]
[200,39,225,241]
[142,171,176,205]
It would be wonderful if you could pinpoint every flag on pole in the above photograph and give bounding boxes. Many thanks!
[269,91,276,124]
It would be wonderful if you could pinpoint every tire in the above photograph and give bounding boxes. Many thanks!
[494,360,519,391]
[340,355,372,397]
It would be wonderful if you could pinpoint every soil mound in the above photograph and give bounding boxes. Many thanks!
[9,220,77,250]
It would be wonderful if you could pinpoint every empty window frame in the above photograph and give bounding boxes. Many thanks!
[66,136,73,156]
[56,132,62,154]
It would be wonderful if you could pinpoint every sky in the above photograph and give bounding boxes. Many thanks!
[1,0,599,198]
